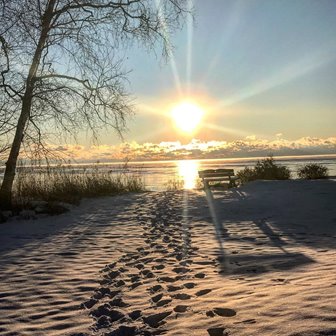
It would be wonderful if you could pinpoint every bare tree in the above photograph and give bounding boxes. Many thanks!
[0,0,187,209]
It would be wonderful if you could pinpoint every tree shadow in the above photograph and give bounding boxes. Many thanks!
[0,193,141,268]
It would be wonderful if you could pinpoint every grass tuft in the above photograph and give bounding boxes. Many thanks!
[165,179,184,191]
[12,165,145,207]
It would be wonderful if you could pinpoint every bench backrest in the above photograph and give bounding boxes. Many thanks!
[198,169,235,178]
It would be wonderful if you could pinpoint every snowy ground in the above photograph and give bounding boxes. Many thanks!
[0,180,335,336]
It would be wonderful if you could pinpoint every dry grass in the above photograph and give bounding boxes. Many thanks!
[165,179,185,191]
[12,165,145,206]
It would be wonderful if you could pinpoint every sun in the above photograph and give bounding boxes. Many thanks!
[171,101,204,133]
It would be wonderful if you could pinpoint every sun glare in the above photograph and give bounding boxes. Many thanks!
[171,102,204,133]
[177,160,199,189]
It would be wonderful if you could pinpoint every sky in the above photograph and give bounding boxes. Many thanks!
[76,0,336,161]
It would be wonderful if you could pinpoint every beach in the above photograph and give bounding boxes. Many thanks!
[0,180,335,336]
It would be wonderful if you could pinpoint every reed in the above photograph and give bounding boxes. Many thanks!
[12,164,145,206]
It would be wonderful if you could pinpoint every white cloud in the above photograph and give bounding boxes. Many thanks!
[43,136,336,162]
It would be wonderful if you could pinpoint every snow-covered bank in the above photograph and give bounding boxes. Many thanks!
[0,180,335,335]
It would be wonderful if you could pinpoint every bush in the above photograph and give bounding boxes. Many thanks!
[236,167,255,185]
[237,156,291,184]
[297,163,329,180]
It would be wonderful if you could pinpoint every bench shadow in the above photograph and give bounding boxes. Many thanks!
[218,252,314,276]
[195,180,336,276]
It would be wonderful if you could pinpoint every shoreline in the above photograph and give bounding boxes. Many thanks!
[1,152,336,172]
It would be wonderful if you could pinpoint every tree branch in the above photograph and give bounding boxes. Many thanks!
[35,73,94,90]
[0,34,23,98]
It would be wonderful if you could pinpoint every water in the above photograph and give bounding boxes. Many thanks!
[1,154,336,191]
[134,155,336,190]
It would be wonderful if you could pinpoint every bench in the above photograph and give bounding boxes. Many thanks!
[198,169,239,189]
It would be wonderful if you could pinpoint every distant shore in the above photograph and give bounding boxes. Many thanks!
[0,180,335,335]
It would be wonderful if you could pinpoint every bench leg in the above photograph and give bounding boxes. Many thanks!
[229,178,237,188]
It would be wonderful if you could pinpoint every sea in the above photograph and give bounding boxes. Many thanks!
[1,154,336,191]
[128,155,336,190]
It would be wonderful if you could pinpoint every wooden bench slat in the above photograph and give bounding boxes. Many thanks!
[199,172,233,178]
[201,178,231,183]
[202,176,239,180]
[200,169,234,173]
[199,169,234,177]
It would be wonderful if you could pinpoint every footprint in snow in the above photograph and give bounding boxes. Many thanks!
[195,289,212,296]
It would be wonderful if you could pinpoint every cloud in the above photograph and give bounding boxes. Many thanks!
[44,136,336,162]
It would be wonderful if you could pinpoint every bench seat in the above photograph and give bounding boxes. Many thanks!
[198,169,239,188]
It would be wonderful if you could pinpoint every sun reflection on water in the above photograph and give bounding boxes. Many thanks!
[177,160,200,189]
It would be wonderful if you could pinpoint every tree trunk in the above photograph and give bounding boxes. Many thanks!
[0,0,56,210]
[0,97,32,209]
